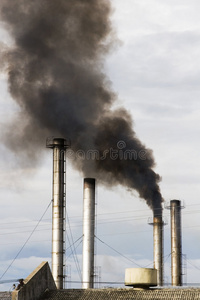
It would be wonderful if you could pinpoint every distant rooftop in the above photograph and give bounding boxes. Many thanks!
[0,292,11,300]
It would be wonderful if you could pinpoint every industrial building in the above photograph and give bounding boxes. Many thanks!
[0,137,196,300]
[3,261,200,300]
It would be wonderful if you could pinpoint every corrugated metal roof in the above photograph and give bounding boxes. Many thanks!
[39,288,200,300]
[0,292,11,300]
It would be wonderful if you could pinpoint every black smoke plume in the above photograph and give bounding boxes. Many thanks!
[0,0,163,215]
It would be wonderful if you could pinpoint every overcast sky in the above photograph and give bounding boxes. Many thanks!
[1,0,200,290]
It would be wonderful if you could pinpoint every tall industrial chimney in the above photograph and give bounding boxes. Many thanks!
[153,215,163,286]
[170,200,183,286]
[46,137,69,289]
[149,211,164,286]
[82,178,96,289]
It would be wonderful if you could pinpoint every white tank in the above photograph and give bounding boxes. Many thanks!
[125,268,157,288]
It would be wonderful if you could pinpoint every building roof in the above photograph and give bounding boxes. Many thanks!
[39,288,200,300]
[0,292,11,300]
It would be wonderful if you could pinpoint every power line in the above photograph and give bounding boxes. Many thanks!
[98,229,152,237]
[95,235,142,268]
[66,210,82,280]
[64,280,125,285]
[164,253,171,263]
[0,228,51,236]
[3,205,200,250]
[0,200,52,280]
[2,205,200,233]
[0,222,51,231]
[185,258,200,271]
[66,239,83,263]
[65,235,83,253]
[0,239,51,246]
[3,218,200,245]
[0,279,20,285]
[0,218,51,226]
[2,201,200,227]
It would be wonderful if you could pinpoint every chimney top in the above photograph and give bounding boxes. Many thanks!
[46,137,70,149]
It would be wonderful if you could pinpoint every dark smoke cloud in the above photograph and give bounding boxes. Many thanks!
[0,0,163,215]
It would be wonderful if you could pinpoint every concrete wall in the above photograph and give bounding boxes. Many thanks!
[12,261,56,300]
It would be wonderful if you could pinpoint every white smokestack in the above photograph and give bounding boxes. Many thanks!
[170,200,183,286]
[82,178,96,289]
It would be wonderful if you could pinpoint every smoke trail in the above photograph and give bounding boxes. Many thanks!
[0,0,163,215]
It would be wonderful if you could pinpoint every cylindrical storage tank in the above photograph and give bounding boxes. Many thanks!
[170,200,182,286]
[125,268,157,288]
[82,178,96,289]
[153,216,163,286]
[47,137,69,289]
